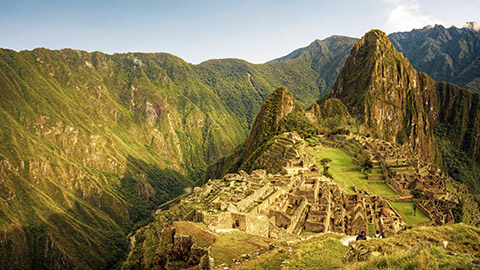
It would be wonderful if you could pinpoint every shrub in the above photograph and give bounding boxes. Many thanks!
[410,189,423,199]
[329,127,350,136]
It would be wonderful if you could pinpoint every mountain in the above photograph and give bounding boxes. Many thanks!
[330,29,480,193]
[388,23,480,92]
[2,24,480,268]
[0,38,355,268]
[268,36,358,98]
[121,85,479,269]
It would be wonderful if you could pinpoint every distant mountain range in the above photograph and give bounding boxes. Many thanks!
[389,22,480,92]
[0,23,479,269]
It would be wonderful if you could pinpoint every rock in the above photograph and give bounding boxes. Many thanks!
[251,169,267,178]
[371,251,382,257]
[193,187,202,194]
[409,242,432,254]
[239,170,249,178]
[220,203,228,211]
[440,240,448,249]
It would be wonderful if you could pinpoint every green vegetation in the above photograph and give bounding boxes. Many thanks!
[211,231,271,266]
[173,221,216,248]
[388,201,430,226]
[435,124,480,193]
[410,189,424,199]
[289,234,349,269]
[309,146,397,197]
[239,248,289,270]
[389,25,480,92]
[277,111,318,138]
[345,223,480,269]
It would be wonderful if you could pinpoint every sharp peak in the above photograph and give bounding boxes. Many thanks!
[463,21,480,31]
[355,29,399,53]
[363,29,390,42]
[270,86,293,96]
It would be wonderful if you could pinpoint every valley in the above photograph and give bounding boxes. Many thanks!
[1,24,480,269]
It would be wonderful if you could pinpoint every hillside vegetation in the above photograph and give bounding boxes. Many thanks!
[389,24,480,92]
[0,36,356,268]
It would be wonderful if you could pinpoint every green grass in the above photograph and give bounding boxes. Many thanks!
[388,201,430,226]
[309,146,398,197]
[211,231,271,266]
[344,223,480,270]
[289,233,349,269]
[173,221,216,248]
[239,248,289,270]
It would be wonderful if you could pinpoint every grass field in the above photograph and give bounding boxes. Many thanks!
[212,231,271,266]
[289,234,349,269]
[309,146,398,197]
[388,201,431,226]
[173,221,217,247]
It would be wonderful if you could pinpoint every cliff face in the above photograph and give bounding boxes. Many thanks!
[331,30,437,163]
[330,30,480,192]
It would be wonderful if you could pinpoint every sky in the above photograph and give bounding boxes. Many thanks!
[1,0,479,64]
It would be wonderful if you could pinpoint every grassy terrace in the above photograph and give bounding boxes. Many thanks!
[309,145,398,197]
[388,201,431,226]
[212,231,271,266]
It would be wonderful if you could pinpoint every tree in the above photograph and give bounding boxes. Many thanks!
[410,189,423,199]
[361,159,373,173]
[320,158,332,166]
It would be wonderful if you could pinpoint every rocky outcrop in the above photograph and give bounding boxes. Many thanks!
[307,97,355,130]
[242,87,303,162]
[331,30,437,163]
[330,30,480,192]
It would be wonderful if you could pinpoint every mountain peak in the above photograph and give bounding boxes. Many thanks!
[331,29,411,104]
[331,29,437,162]
[241,87,303,162]
[463,21,480,31]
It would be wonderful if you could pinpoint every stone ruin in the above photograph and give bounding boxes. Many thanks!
[254,131,314,175]
[190,168,405,239]
[324,134,461,226]
[183,131,469,244]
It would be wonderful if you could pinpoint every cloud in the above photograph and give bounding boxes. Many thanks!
[383,0,443,33]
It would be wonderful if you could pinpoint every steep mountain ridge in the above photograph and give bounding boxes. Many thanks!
[389,24,480,92]
[2,24,480,268]
[331,29,437,163]
[267,36,358,98]
[241,86,303,162]
[330,29,480,192]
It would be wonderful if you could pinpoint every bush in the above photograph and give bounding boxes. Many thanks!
[452,200,464,223]
[396,129,407,145]
[323,171,334,179]
[329,128,350,136]
[320,158,332,165]
[361,159,373,172]
[410,189,423,199]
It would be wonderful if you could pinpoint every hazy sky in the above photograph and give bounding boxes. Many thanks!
[1,0,478,64]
